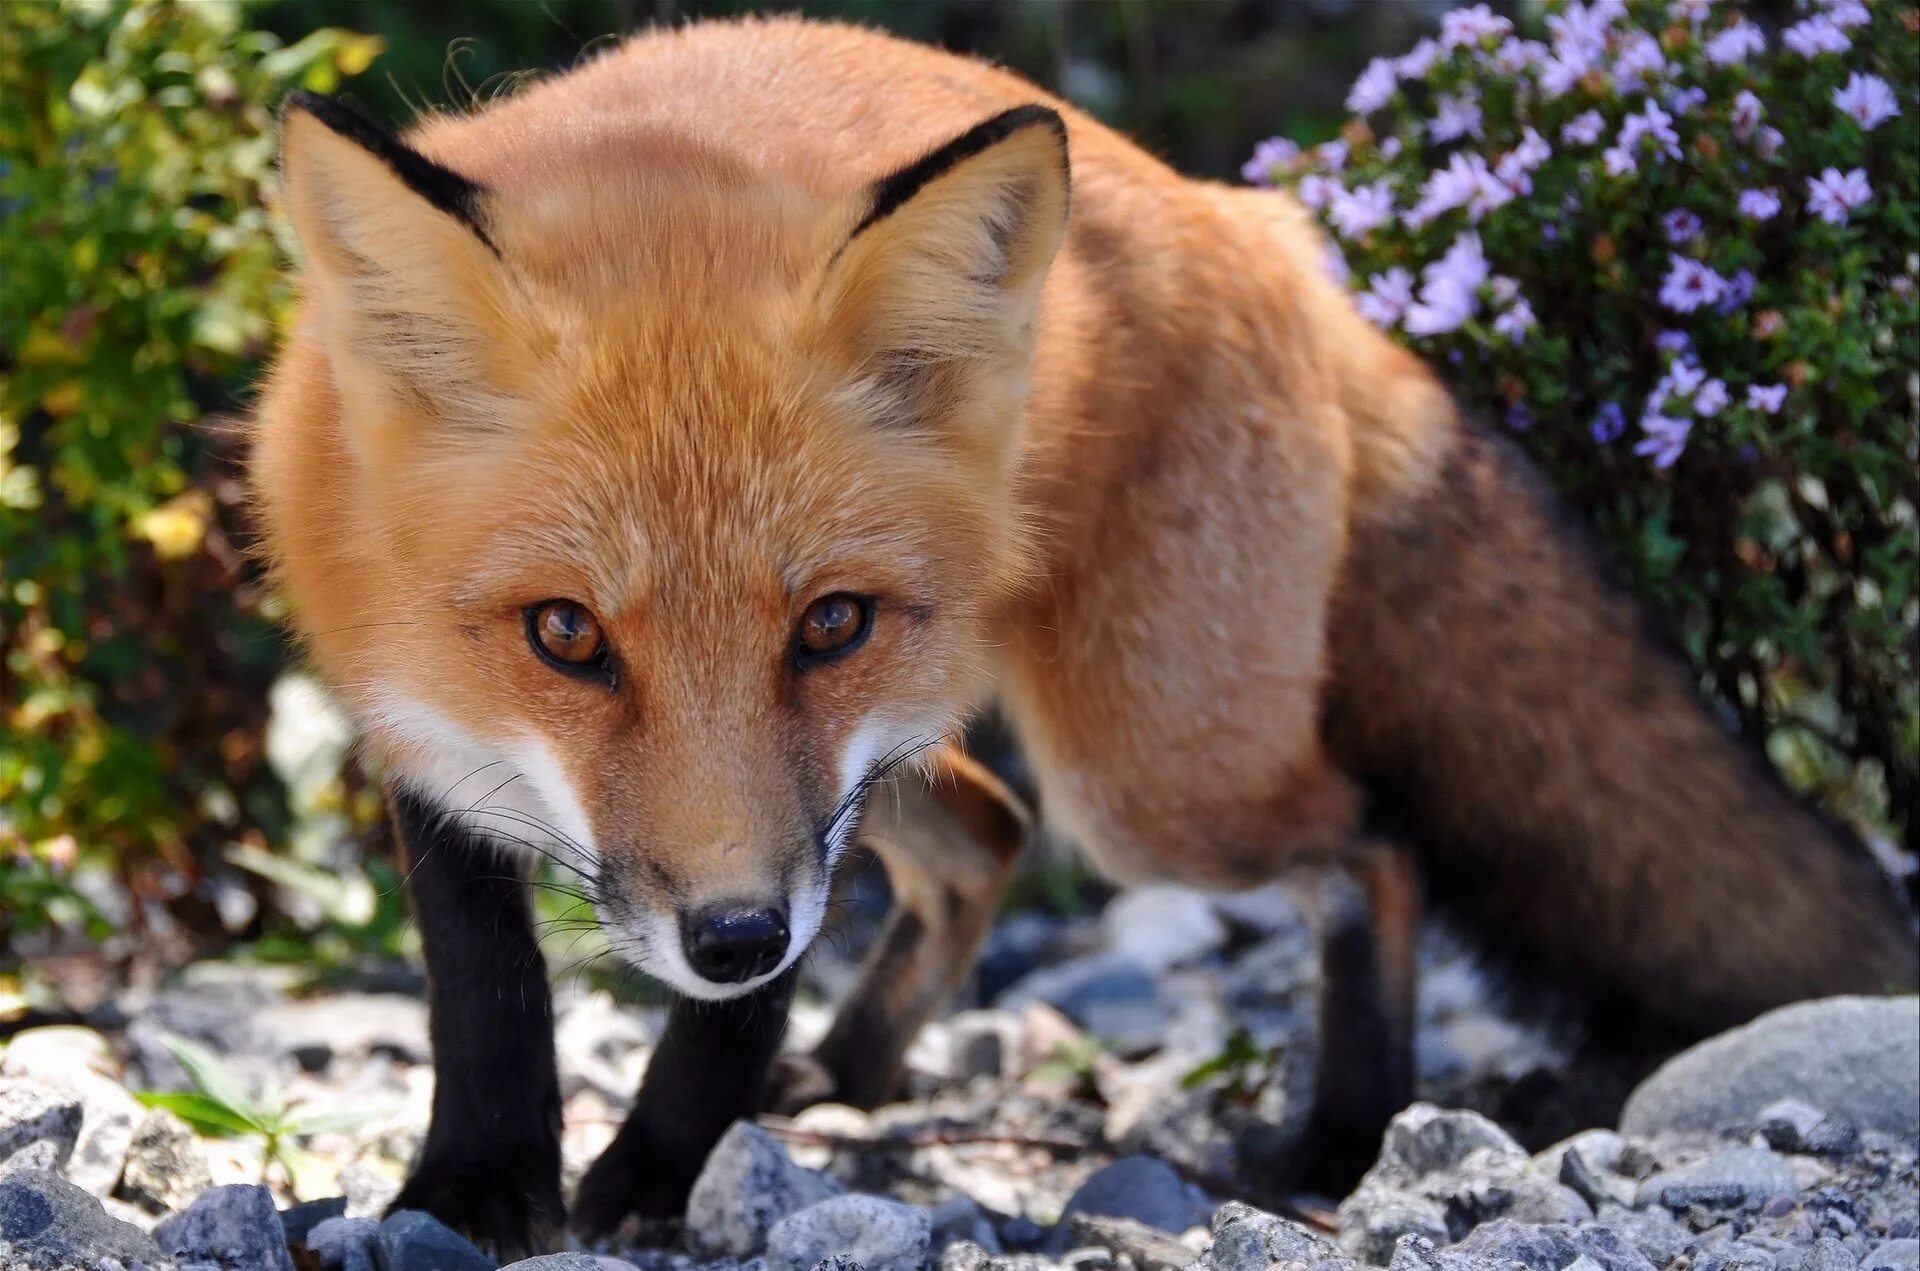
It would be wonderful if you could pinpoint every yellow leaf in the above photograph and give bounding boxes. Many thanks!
[135,490,213,560]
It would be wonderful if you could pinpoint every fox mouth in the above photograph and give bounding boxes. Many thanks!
[608,877,828,1002]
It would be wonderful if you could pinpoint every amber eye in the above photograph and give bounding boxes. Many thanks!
[795,594,872,663]
[526,599,607,670]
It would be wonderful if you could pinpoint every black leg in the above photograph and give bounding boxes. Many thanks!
[573,968,796,1238]
[387,790,566,1259]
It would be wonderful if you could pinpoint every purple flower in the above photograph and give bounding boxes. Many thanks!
[1834,72,1900,131]
[1746,383,1787,414]
[1663,209,1702,244]
[1356,267,1416,328]
[1612,31,1669,92]
[1405,233,1489,336]
[1494,298,1536,343]
[1824,1,1871,30]
[1562,110,1606,146]
[1505,403,1534,432]
[1732,90,1764,140]
[1807,167,1872,224]
[1738,188,1781,220]
[1660,256,1726,313]
[1320,243,1350,286]
[1634,412,1692,468]
[1783,15,1850,58]
[1241,137,1299,185]
[1591,401,1627,443]
[1667,87,1708,116]
[1347,57,1398,115]
[1693,379,1730,417]
[1380,136,1404,160]
[1675,0,1712,24]
[1665,359,1706,400]
[1314,139,1351,173]
[1494,38,1546,75]
[1429,90,1484,144]
[1442,4,1512,50]
[1396,37,1442,80]
[1548,0,1619,63]
[1408,151,1492,226]
[1495,127,1552,188]
[1705,21,1765,65]
[1656,330,1692,355]
[1602,145,1636,177]
[1328,179,1395,240]
[1538,51,1590,99]
[1618,99,1682,162]
[1757,127,1785,159]
[1714,270,1756,315]
[1296,173,1338,211]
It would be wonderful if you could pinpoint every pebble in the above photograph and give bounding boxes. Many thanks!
[1638,1149,1801,1212]
[1051,1155,1208,1245]
[117,1106,214,1214]
[376,1209,495,1271]
[766,1194,931,1271]
[153,1182,296,1271]
[307,1214,380,1271]
[685,1120,844,1258]
[0,1080,83,1177]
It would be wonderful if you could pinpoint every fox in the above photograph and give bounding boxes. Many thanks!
[249,15,1918,1257]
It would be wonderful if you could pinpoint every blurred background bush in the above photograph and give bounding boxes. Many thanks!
[2,0,1912,1006]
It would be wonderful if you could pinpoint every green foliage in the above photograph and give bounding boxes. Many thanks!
[1249,0,1919,847]
[0,2,379,929]
[1180,1025,1285,1106]
[136,1032,376,1197]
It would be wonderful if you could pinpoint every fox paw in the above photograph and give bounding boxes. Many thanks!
[389,1154,566,1262]
[572,1138,700,1240]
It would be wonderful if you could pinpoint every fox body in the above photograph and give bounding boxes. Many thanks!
[252,17,1917,1254]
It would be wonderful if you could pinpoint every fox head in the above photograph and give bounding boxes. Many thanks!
[256,93,1067,999]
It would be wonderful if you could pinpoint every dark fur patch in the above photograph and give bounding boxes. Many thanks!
[850,104,1068,242]
[282,91,497,254]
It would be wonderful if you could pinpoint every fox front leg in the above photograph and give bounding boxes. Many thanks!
[387,790,567,1259]
[572,967,797,1239]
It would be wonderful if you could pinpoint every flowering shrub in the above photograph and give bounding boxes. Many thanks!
[1245,0,1917,847]
[1,1,379,944]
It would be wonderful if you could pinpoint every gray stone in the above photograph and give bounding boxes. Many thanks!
[1801,1238,1861,1271]
[929,1195,998,1254]
[117,1107,214,1214]
[375,1210,494,1271]
[1338,1189,1450,1266]
[999,955,1168,1055]
[1562,1148,1633,1211]
[306,1215,380,1271]
[1865,1241,1920,1271]
[0,1169,168,1270]
[260,994,430,1075]
[0,1079,82,1176]
[686,1120,844,1258]
[1695,1243,1778,1271]
[1100,887,1227,972]
[501,1258,604,1270]
[1499,1178,1595,1227]
[0,1139,64,1178]
[1208,1201,1338,1271]
[155,1183,295,1271]
[1451,1220,1655,1271]
[946,1011,1021,1082]
[767,1195,931,1271]
[280,1197,348,1248]
[1594,1202,1691,1267]
[1378,1104,1525,1179]
[1065,1214,1194,1271]
[1053,1156,1207,1244]
[1637,1149,1799,1211]
[1621,998,1920,1139]
[58,1072,142,1197]
[340,1162,402,1219]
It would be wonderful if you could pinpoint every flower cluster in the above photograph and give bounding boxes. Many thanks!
[1242,0,1918,839]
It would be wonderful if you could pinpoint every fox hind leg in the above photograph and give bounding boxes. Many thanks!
[768,744,1029,1113]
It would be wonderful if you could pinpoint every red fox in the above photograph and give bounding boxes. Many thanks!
[250,16,1917,1255]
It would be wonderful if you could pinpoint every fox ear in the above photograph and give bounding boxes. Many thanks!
[279,93,533,434]
[814,106,1070,455]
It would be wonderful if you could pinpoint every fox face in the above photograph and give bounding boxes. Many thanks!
[258,97,1068,999]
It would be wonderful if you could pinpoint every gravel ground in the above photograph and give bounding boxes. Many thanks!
[2,876,1915,1271]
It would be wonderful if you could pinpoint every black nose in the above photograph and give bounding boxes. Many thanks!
[683,906,790,984]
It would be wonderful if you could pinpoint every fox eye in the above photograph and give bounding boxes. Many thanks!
[795,594,872,665]
[526,599,608,673]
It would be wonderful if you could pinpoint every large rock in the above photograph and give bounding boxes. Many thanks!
[767,1194,932,1271]
[1621,997,1920,1138]
[306,1214,380,1271]
[685,1120,843,1258]
[0,1169,168,1270]
[1051,1156,1209,1246]
[1203,1201,1343,1271]
[154,1182,296,1271]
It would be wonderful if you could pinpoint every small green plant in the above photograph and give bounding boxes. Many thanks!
[136,1034,375,1198]
[1026,1033,1107,1095]
[1181,1026,1287,1106]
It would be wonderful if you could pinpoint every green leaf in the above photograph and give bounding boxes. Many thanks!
[281,1102,383,1137]
[132,1091,258,1137]
[162,1034,262,1125]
